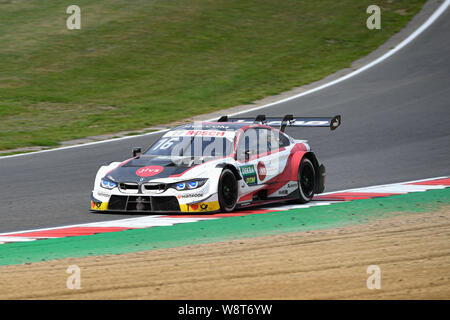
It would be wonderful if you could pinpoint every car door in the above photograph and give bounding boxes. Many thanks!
[236,127,291,183]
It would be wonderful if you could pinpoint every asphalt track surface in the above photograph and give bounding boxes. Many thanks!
[0,7,449,233]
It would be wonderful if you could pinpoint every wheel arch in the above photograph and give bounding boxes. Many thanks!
[215,163,242,181]
[293,151,326,194]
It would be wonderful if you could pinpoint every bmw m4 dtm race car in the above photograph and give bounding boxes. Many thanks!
[91,114,341,214]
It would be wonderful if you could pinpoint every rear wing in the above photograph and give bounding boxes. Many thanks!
[217,114,341,132]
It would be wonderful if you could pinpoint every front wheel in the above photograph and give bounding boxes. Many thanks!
[218,168,238,212]
[296,158,316,204]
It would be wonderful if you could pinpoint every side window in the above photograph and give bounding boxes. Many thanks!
[236,128,290,160]
[278,132,290,148]
[236,128,259,161]
[256,128,272,155]
[257,128,289,153]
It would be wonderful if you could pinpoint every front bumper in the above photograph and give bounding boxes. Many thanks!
[90,193,220,214]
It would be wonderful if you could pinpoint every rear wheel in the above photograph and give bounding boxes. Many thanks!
[218,169,238,212]
[296,158,315,204]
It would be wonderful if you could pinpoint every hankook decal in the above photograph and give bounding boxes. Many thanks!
[177,193,204,199]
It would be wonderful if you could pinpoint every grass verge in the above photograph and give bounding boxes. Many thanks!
[0,0,425,150]
[0,187,448,266]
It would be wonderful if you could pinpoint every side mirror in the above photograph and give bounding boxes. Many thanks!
[236,150,254,161]
[245,150,255,161]
[132,147,142,157]
[235,149,255,161]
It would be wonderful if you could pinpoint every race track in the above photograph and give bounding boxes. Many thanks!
[0,3,449,233]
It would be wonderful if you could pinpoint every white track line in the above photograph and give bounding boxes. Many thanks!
[1,0,449,160]
[0,215,160,236]
[351,184,446,194]
[0,217,212,236]
[320,176,449,195]
[84,217,214,228]
[0,236,36,242]
[268,201,339,211]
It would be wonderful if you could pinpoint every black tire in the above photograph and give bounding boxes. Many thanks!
[296,158,315,204]
[218,168,238,212]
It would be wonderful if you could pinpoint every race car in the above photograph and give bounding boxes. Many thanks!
[91,114,341,213]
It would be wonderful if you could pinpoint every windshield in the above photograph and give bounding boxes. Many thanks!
[145,130,235,158]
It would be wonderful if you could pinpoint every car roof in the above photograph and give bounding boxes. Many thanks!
[172,121,269,131]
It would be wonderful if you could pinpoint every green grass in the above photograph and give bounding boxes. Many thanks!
[0,0,425,150]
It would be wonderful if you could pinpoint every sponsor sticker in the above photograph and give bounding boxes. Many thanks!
[257,162,267,181]
[186,130,224,137]
[177,193,204,199]
[189,203,209,211]
[180,201,220,212]
[91,201,107,211]
[136,165,164,177]
[239,165,257,186]
[189,203,199,211]
[97,191,111,198]
[164,130,235,140]
[245,176,257,186]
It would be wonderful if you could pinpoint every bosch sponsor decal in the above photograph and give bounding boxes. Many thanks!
[164,130,235,140]
[186,130,226,137]
[136,165,164,177]
[239,165,257,186]
[257,162,267,181]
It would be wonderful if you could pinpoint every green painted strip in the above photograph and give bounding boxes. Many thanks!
[0,188,448,266]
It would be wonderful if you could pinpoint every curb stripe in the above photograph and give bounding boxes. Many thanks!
[409,178,450,186]
[0,176,448,244]
[6,227,133,238]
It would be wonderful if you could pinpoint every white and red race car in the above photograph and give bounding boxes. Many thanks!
[91,114,341,213]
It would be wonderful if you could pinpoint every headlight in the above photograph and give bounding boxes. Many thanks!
[175,182,186,191]
[101,178,117,189]
[172,179,207,191]
[187,181,198,189]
